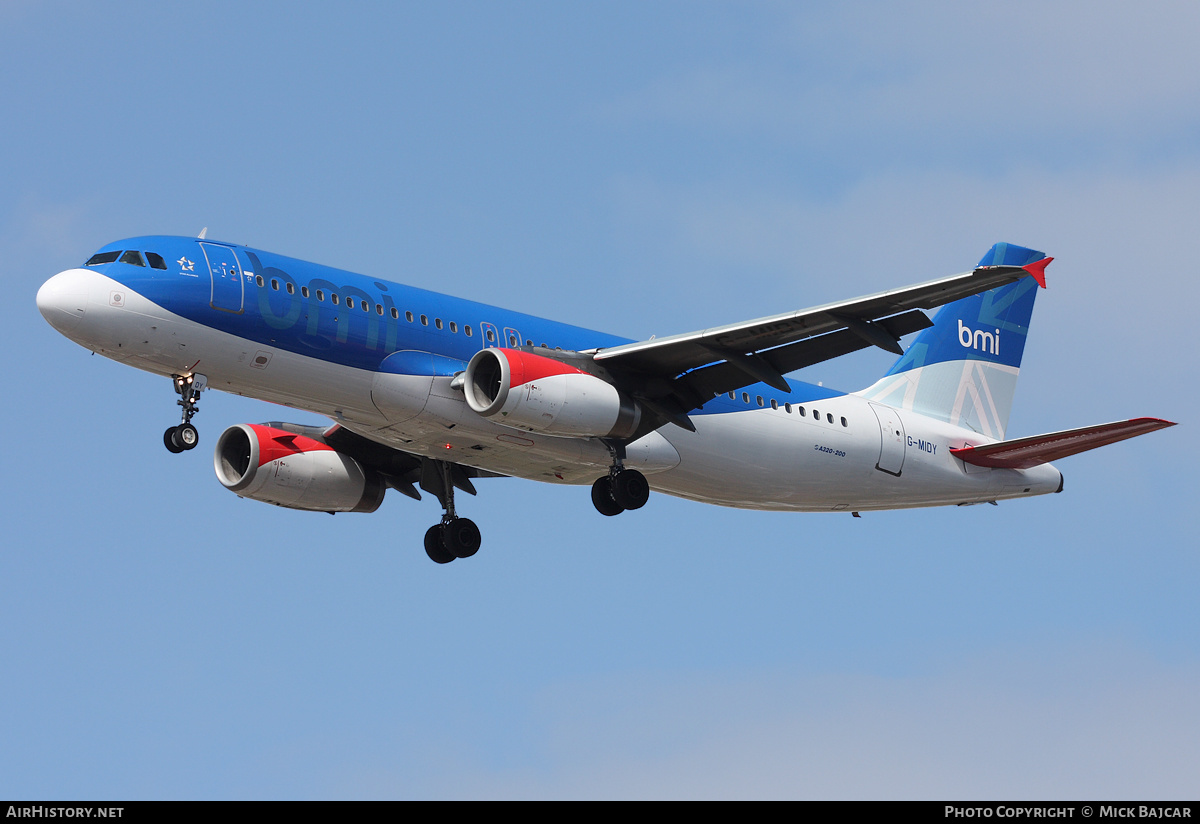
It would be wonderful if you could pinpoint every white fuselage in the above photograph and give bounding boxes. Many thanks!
[38,267,1063,512]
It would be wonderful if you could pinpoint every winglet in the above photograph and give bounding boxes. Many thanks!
[1023,257,1052,289]
[975,242,1050,288]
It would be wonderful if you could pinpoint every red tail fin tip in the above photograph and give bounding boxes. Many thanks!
[1023,257,1052,288]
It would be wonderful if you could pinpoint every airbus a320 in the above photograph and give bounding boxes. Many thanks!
[37,237,1174,563]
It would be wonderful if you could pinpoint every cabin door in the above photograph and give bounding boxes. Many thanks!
[869,402,906,476]
[200,242,244,313]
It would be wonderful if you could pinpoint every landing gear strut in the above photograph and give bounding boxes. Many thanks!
[421,459,482,564]
[163,373,205,453]
[591,441,650,516]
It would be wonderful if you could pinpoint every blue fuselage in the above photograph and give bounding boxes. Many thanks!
[80,235,844,412]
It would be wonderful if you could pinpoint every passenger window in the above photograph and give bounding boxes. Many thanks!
[756,395,764,407]
[486,329,495,342]
[785,403,792,413]
[812,408,819,420]
[405,311,414,322]
[316,290,324,301]
[465,325,473,337]
[771,399,778,410]
[119,250,146,267]
[271,279,279,291]
[728,392,735,400]
[302,286,310,298]
[146,252,168,270]
[390,308,399,319]
[798,406,806,417]
[361,301,369,313]
[420,315,428,326]
[435,318,443,329]
[450,321,458,333]
[841,417,848,427]
[256,275,265,287]
[346,297,354,308]
[741,392,750,403]
[827,413,834,424]
[332,294,339,305]
[85,251,121,266]
[376,304,383,315]
[286,282,295,295]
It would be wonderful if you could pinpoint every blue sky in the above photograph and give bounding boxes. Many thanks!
[2,1,1197,799]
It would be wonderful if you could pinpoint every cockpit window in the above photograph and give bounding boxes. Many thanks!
[85,251,121,266]
[119,250,146,267]
[145,252,168,270]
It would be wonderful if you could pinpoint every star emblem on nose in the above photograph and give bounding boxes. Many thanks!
[178,257,194,272]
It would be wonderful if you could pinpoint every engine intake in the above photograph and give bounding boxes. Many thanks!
[214,423,384,513]
[462,348,640,439]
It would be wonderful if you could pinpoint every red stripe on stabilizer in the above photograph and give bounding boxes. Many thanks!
[247,424,333,467]
[951,417,1175,469]
[502,348,588,388]
[1022,257,1052,288]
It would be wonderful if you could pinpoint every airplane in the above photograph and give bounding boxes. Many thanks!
[36,236,1175,563]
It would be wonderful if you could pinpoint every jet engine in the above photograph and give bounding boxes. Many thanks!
[462,348,641,439]
[213,423,385,513]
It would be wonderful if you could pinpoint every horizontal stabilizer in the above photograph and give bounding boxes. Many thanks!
[950,418,1176,469]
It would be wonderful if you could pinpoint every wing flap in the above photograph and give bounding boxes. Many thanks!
[950,418,1176,469]
[676,309,932,402]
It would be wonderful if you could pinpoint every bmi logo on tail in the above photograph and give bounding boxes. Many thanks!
[958,319,1000,356]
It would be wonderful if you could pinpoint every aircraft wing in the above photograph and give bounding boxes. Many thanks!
[587,261,1046,426]
[264,421,505,504]
[950,418,1177,470]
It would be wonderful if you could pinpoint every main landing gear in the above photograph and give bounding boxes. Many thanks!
[163,373,205,453]
[424,517,482,565]
[421,459,482,564]
[591,442,650,516]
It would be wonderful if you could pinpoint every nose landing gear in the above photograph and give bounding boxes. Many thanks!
[163,373,206,453]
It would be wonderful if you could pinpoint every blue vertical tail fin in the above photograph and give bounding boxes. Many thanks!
[857,243,1049,439]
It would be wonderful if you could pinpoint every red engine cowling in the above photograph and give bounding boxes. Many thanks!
[462,348,641,439]
[213,424,385,513]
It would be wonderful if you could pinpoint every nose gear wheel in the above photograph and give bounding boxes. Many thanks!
[164,422,199,453]
[163,374,205,453]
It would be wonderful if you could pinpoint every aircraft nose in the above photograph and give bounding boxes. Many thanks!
[36,268,91,333]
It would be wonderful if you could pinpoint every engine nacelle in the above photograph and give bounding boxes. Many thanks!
[213,424,385,513]
[462,348,641,439]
